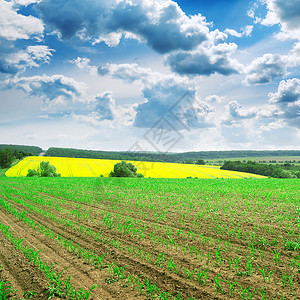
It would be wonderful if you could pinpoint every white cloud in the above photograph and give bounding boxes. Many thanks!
[165,31,243,76]
[244,53,288,85]
[0,0,44,41]
[225,29,242,38]
[3,74,87,105]
[222,100,257,125]
[12,0,41,6]
[244,44,300,85]
[72,91,137,127]
[242,25,253,37]
[6,45,54,70]
[267,78,300,127]
[225,26,253,38]
[37,0,210,53]
[259,119,286,131]
[260,0,300,40]
[70,57,98,75]
[92,32,123,47]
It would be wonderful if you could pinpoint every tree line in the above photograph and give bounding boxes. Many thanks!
[221,160,300,178]
[0,148,35,169]
[45,147,300,163]
[0,144,42,156]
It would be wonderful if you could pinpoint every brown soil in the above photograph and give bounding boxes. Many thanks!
[0,179,299,300]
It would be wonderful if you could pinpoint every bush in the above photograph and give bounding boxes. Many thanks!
[195,159,205,165]
[27,161,61,177]
[109,161,144,178]
[26,169,38,177]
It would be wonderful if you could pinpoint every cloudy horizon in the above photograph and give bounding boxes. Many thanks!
[0,0,300,152]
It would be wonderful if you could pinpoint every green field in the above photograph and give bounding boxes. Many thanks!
[0,177,299,299]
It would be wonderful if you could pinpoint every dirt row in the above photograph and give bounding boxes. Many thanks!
[1,188,300,299]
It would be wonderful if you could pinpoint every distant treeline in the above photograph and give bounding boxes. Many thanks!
[221,161,300,178]
[45,147,300,163]
[0,144,43,156]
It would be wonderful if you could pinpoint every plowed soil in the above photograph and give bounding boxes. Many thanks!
[0,177,299,300]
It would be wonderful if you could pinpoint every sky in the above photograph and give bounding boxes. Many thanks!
[0,0,300,152]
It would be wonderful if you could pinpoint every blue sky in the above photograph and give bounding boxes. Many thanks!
[0,0,299,151]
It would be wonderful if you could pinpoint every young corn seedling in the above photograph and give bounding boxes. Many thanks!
[156,252,166,268]
[249,243,256,257]
[206,250,210,266]
[196,267,209,286]
[290,255,300,269]
[228,279,237,297]
[76,284,98,300]
[94,253,107,270]
[281,271,294,289]
[23,290,37,299]
[137,278,145,295]
[260,287,267,300]
[228,256,234,269]
[267,270,273,284]
[214,274,225,294]
[246,256,254,276]
[272,249,281,265]
[215,247,223,266]
[62,275,73,298]
[167,259,178,274]
[256,264,268,281]
[237,284,249,300]
[246,287,257,300]
[0,280,16,299]
[258,247,265,261]
[184,268,196,280]
[144,278,157,299]
[235,257,241,274]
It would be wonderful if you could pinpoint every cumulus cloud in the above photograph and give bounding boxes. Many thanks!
[0,0,44,41]
[69,57,98,75]
[95,92,114,121]
[166,40,242,76]
[267,78,300,127]
[72,91,137,127]
[269,78,300,104]
[37,0,209,54]
[259,0,300,40]
[244,53,288,85]
[244,44,300,85]
[0,2,48,75]
[96,62,217,128]
[98,63,152,83]
[3,74,86,105]
[6,45,54,70]
[222,101,257,126]
[37,0,244,77]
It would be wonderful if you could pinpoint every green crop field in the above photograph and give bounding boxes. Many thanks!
[0,177,299,299]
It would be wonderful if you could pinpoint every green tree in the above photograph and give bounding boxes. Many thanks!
[196,159,205,165]
[109,161,144,178]
[0,148,13,168]
[27,161,61,177]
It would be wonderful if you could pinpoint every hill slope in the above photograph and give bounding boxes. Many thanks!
[6,156,266,178]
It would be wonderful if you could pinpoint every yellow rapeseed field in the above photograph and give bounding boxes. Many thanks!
[5,156,266,178]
